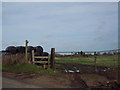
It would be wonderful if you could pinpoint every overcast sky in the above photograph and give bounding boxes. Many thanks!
[2,2,118,52]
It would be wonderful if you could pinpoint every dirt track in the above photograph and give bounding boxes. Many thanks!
[2,72,70,88]
[2,63,120,89]
[3,76,41,88]
[2,70,120,89]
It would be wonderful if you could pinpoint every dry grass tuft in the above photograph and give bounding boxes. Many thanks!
[2,54,31,65]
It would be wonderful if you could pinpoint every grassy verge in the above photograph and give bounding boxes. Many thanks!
[2,64,62,76]
[2,64,41,72]
[55,55,118,68]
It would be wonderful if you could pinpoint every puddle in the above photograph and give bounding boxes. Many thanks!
[65,69,74,73]
[64,69,97,73]
[76,70,80,72]
[103,69,106,72]
[64,66,111,73]
[64,69,81,73]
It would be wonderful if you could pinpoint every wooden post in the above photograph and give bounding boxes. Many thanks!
[50,48,55,70]
[32,50,34,64]
[94,52,97,72]
[25,40,28,63]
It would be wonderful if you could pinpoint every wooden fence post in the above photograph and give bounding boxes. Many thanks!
[25,40,28,63]
[32,50,34,64]
[94,52,97,72]
[50,48,55,70]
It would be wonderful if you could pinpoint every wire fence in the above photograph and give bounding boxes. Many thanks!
[55,49,119,72]
[55,49,120,55]
[1,49,119,71]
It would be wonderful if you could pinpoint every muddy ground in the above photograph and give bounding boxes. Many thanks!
[56,63,120,88]
[2,64,120,89]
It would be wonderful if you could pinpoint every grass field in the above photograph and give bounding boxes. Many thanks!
[2,64,61,76]
[55,55,119,68]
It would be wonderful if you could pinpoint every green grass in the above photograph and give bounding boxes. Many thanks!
[2,64,62,76]
[55,55,119,68]
[2,64,41,72]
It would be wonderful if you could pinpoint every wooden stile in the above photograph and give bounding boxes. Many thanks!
[31,48,55,69]
[32,49,50,69]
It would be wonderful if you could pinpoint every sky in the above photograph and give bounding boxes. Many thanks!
[2,2,118,52]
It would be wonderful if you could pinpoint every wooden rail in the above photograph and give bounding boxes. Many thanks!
[34,56,49,58]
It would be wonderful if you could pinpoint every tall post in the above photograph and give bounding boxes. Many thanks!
[94,51,97,72]
[25,40,28,63]
[50,48,55,70]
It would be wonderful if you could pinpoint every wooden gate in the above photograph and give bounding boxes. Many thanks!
[32,50,50,69]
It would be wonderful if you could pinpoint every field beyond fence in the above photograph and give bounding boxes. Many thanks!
[54,49,119,73]
[55,55,118,68]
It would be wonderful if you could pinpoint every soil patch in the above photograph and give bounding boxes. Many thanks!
[2,63,120,89]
